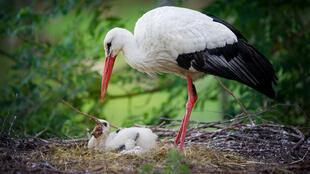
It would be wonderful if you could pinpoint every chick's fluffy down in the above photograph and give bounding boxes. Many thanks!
[105,127,158,151]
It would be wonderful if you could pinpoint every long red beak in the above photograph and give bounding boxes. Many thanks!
[101,55,116,101]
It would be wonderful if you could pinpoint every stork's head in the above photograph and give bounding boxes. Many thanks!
[101,28,132,101]
[91,119,110,138]
[104,28,129,57]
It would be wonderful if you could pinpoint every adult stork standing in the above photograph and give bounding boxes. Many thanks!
[100,6,277,151]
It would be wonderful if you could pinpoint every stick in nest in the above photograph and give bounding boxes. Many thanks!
[61,99,119,129]
[213,76,254,125]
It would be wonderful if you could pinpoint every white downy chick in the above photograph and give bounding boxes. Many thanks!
[88,119,158,153]
[105,127,158,152]
[87,119,110,150]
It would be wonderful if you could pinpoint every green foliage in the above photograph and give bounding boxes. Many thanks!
[203,0,310,126]
[0,0,112,137]
[0,0,309,138]
[0,0,180,137]
[139,149,190,174]
[162,149,190,174]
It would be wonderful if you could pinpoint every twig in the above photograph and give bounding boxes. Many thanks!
[8,115,17,136]
[160,115,250,126]
[0,111,11,136]
[61,99,101,124]
[106,86,162,99]
[62,138,89,144]
[40,151,57,170]
[149,111,309,163]
[292,130,310,152]
[61,99,119,129]
[254,103,309,121]
[0,48,18,63]
[290,150,309,164]
[157,121,166,128]
[213,76,254,125]
[34,128,48,138]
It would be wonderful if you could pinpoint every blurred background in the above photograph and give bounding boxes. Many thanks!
[0,0,309,138]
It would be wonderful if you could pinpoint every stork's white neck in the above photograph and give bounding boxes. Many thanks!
[113,28,182,75]
[118,30,146,71]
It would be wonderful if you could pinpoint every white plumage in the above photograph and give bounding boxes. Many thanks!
[104,6,236,78]
[101,6,277,151]
[135,6,236,53]
[88,119,158,152]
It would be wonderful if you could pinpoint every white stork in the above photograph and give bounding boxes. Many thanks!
[100,6,277,151]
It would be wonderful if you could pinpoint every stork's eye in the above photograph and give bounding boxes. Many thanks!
[107,42,111,48]
[107,42,112,55]
[102,122,108,127]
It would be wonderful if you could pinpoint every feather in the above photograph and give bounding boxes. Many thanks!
[204,12,247,41]
[177,41,277,98]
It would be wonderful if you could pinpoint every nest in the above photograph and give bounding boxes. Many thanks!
[1,114,310,173]
[147,116,310,165]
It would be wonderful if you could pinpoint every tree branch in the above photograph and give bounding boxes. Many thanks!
[61,99,119,129]
[213,76,254,125]
[106,86,163,99]
[0,48,18,63]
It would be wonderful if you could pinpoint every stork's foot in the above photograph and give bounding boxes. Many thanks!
[174,111,190,151]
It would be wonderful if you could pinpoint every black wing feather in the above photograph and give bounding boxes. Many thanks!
[177,41,277,98]
[205,13,248,41]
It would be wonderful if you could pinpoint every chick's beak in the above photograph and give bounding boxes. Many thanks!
[91,125,103,138]
[91,131,102,138]
[101,55,116,101]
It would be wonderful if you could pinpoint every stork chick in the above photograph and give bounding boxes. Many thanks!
[87,119,110,150]
[88,119,158,152]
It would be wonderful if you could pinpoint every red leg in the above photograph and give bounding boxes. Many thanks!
[175,75,197,151]
[174,115,185,147]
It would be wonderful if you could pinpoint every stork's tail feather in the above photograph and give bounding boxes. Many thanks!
[238,41,277,98]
